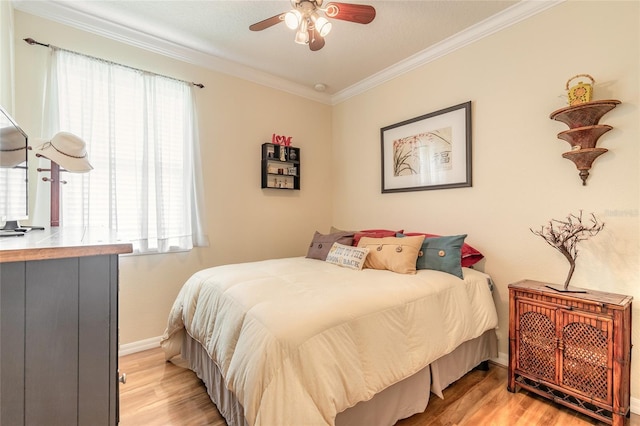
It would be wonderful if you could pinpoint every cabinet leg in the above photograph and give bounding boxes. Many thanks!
[507,373,516,393]
[612,412,627,426]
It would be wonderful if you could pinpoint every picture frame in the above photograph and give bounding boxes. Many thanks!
[381,101,472,193]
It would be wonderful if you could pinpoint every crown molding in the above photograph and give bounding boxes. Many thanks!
[12,0,332,104]
[331,0,564,105]
[13,0,561,106]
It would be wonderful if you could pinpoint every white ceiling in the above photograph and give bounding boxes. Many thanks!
[13,0,561,104]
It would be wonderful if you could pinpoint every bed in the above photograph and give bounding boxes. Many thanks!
[161,251,499,426]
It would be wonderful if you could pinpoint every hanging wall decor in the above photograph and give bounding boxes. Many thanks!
[550,99,620,185]
[381,101,472,193]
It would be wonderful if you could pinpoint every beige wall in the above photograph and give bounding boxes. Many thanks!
[332,1,639,399]
[13,11,333,345]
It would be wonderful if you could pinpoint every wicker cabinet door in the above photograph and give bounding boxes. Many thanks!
[559,311,613,405]
[516,299,558,383]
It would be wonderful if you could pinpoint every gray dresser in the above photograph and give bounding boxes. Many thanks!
[0,228,132,425]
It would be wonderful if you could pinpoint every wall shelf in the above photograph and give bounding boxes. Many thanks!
[549,100,620,185]
[261,143,300,190]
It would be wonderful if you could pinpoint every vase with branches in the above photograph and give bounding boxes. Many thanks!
[530,210,604,291]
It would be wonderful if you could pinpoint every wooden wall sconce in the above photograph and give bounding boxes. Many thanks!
[550,99,620,185]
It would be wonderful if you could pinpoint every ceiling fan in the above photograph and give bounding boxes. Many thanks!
[249,0,376,51]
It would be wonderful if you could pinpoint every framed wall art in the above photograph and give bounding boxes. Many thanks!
[381,101,472,193]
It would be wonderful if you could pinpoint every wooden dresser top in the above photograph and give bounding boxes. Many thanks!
[509,279,632,308]
[0,227,133,263]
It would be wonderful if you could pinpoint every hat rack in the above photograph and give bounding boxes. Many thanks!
[35,157,66,227]
[30,132,93,227]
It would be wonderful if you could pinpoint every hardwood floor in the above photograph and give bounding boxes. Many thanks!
[119,348,225,426]
[119,348,639,426]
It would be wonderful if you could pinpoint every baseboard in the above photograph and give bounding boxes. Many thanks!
[119,336,162,356]
[495,351,639,415]
[491,351,508,367]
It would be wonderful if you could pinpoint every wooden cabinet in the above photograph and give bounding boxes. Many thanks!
[508,280,632,426]
[261,143,300,190]
[0,229,132,425]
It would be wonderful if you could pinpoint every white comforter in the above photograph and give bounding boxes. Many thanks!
[161,257,498,426]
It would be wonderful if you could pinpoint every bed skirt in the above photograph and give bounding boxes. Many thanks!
[181,329,497,426]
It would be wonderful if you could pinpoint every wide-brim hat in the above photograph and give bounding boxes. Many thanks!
[34,131,93,172]
[0,126,28,168]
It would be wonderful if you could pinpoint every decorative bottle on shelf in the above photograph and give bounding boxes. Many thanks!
[279,146,287,161]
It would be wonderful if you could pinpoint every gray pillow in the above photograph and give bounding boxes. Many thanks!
[306,231,355,261]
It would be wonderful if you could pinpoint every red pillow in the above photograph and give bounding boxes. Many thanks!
[402,232,484,267]
[353,229,404,246]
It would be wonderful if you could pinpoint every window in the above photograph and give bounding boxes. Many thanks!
[37,48,208,253]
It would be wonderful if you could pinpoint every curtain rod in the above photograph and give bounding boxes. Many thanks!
[23,37,205,89]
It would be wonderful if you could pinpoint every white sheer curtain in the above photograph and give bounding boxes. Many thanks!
[0,4,18,227]
[0,1,14,112]
[37,47,208,253]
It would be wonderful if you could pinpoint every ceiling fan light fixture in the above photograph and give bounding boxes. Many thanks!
[284,10,301,30]
[295,30,309,44]
[249,1,376,51]
[295,19,309,44]
[313,15,332,37]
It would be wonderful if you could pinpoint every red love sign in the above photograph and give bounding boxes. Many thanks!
[272,134,292,146]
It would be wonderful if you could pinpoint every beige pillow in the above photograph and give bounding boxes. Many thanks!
[325,242,370,270]
[357,235,425,274]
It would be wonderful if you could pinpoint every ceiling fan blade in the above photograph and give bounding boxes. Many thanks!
[249,13,286,31]
[324,2,376,24]
[309,28,325,51]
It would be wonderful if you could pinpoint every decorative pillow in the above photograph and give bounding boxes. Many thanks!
[413,234,467,279]
[325,242,370,270]
[306,231,355,261]
[357,235,424,274]
[330,226,353,234]
[352,229,404,246]
[402,232,484,267]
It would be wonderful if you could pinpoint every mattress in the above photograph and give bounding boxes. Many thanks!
[161,257,499,425]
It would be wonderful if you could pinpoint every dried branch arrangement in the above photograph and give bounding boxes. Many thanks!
[530,211,605,290]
